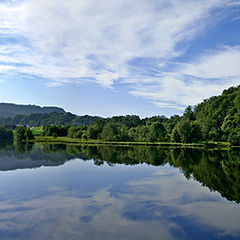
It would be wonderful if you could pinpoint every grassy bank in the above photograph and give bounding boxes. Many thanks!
[30,136,231,148]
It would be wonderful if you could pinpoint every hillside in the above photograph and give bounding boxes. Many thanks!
[194,85,240,142]
[0,103,65,118]
[0,111,101,127]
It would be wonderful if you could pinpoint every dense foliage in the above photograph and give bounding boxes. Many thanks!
[0,85,239,145]
[194,86,240,145]
[0,103,65,118]
[32,85,240,145]
[14,127,34,143]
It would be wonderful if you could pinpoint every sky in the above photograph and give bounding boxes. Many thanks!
[0,0,240,117]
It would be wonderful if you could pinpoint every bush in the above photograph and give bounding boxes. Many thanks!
[228,129,240,146]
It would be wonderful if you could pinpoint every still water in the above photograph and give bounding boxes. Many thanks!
[0,142,240,240]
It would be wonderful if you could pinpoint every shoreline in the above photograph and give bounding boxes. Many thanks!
[30,136,231,149]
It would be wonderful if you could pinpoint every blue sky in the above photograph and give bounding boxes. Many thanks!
[0,0,240,117]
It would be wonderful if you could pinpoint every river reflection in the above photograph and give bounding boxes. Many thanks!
[0,142,239,240]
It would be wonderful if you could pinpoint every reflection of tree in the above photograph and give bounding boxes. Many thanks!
[0,139,13,150]
[14,141,34,155]
[169,149,240,203]
[43,143,67,153]
[61,145,240,203]
[10,142,240,203]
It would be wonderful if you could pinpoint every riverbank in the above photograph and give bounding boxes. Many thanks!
[30,136,231,149]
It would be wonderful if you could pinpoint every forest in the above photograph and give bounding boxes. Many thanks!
[1,85,240,145]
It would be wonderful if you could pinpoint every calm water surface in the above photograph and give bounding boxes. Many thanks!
[0,142,240,240]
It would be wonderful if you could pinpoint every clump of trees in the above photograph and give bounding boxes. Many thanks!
[39,116,185,143]
[171,107,202,143]
[14,127,34,143]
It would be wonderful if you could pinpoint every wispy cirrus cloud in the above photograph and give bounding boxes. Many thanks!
[0,0,240,110]
[129,45,240,108]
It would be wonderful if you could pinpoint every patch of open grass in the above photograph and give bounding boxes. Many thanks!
[31,136,210,148]
[30,126,44,136]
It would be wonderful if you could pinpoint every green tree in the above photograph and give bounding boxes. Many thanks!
[25,128,34,140]
[100,122,119,141]
[147,122,167,142]
[171,126,181,143]
[87,120,105,139]
[177,119,191,143]
[14,127,26,142]
[228,129,240,146]
[14,127,34,142]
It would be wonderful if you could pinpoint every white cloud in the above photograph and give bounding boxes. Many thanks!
[152,102,185,111]
[182,46,240,79]
[0,0,240,111]
[129,45,240,110]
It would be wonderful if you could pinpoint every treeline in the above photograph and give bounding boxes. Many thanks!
[0,112,101,126]
[39,113,201,143]
[1,85,240,145]
[41,115,178,142]
[39,85,240,145]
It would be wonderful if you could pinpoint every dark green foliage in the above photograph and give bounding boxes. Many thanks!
[14,127,34,143]
[67,126,78,138]
[128,125,149,142]
[100,122,120,141]
[67,126,86,138]
[194,85,240,142]
[43,125,68,137]
[87,119,105,139]
[25,128,34,140]
[73,130,84,138]
[183,106,195,121]
[147,122,167,142]
[190,122,202,142]
[14,127,26,142]
[111,115,142,128]
[164,115,181,135]
[171,120,202,143]
[168,85,239,144]
[228,129,240,146]
[171,126,181,143]
[176,119,191,143]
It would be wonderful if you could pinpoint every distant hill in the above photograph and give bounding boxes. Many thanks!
[0,103,65,118]
[0,103,102,126]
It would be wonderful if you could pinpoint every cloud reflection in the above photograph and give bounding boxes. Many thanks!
[0,161,239,240]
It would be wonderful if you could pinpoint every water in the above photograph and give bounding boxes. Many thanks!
[0,142,240,240]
